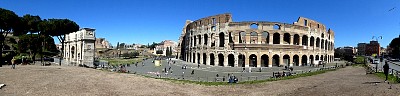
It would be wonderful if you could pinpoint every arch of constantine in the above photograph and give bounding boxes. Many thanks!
[177,13,335,67]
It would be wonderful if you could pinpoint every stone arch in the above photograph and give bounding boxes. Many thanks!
[261,54,269,67]
[193,53,196,63]
[324,55,327,62]
[250,32,258,44]
[294,34,300,45]
[283,33,290,44]
[250,23,258,29]
[302,55,308,66]
[302,35,308,46]
[262,31,270,44]
[71,46,75,58]
[203,53,207,65]
[316,55,319,61]
[273,54,280,66]
[204,34,208,45]
[229,32,233,43]
[210,53,215,65]
[219,32,225,47]
[239,31,246,43]
[249,54,257,67]
[273,33,280,44]
[293,55,299,66]
[316,37,320,48]
[198,35,201,45]
[321,33,324,38]
[197,53,200,64]
[218,54,224,66]
[238,54,245,67]
[228,54,234,67]
[273,24,280,30]
[320,55,324,62]
[309,55,314,65]
[321,39,325,49]
[283,55,290,66]
[325,40,328,50]
[310,36,315,46]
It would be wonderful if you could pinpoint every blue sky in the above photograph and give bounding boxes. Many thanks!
[1,0,400,48]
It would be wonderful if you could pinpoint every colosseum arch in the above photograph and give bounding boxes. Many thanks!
[193,53,196,63]
[302,35,308,46]
[309,55,314,65]
[197,53,201,64]
[238,54,245,67]
[204,34,208,45]
[316,37,320,48]
[218,53,224,66]
[210,53,215,65]
[320,55,324,62]
[293,55,300,66]
[219,32,225,47]
[321,39,325,49]
[261,54,269,67]
[316,55,319,61]
[262,31,270,44]
[250,23,258,29]
[250,32,258,44]
[294,34,300,45]
[228,54,235,67]
[283,55,290,66]
[302,55,307,66]
[273,54,280,66]
[273,33,280,44]
[249,54,257,67]
[310,36,315,47]
[203,53,207,65]
[283,33,291,44]
[198,35,202,45]
[273,24,280,30]
[239,31,246,43]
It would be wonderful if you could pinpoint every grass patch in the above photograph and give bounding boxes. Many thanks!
[374,72,399,84]
[100,57,145,66]
[141,69,337,86]
[352,63,367,67]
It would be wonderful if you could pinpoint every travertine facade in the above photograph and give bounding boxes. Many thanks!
[64,28,96,67]
[95,38,112,49]
[177,13,335,67]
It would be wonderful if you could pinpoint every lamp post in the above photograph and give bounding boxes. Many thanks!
[372,36,382,72]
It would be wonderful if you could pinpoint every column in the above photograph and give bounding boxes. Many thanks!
[279,54,284,66]
[224,55,228,67]
[268,56,273,67]
[206,54,210,65]
[290,35,294,45]
[245,54,249,67]
[299,36,302,46]
[269,34,273,44]
[215,55,219,66]
[298,56,302,66]
[199,53,203,64]
[280,34,283,44]
[234,54,239,67]
[257,33,262,44]
[245,33,250,44]
[307,37,311,47]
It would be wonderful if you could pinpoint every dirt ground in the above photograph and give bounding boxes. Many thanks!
[0,65,399,96]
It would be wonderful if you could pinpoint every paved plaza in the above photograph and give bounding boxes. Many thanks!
[125,58,344,82]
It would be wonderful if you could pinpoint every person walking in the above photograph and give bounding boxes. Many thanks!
[11,57,16,69]
[383,61,390,81]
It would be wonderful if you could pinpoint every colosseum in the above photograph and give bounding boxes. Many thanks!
[176,13,334,67]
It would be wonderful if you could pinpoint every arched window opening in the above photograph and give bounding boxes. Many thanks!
[283,33,290,44]
[250,23,258,29]
[273,33,280,44]
[262,31,269,44]
[219,32,225,47]
[273,24,280,30]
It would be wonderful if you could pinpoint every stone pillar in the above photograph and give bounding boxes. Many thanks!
[257,33,262,44]
[246,33,250,44]
[245,54,249,67]
[307,37,311,47]
[257,54,261,67]
[215,55,219,66]
[299,36,302,46]
[199,53,203,64]
[224,55,228,67]
[280,34,283,45]
[234,54,239,67]
[290,35,294,45]
[206,54,210,65]
[268,56,273,67]
[269,34,273,44]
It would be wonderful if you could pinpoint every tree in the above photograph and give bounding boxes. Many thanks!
[389,36,400,58]
[0,8,20,67]
[42,19,79,65]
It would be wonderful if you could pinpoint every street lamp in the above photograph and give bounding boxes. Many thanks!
[372,36,382,72]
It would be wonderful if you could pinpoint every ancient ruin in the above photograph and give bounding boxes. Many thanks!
[177,13,335,67]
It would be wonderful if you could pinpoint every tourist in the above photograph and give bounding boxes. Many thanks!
[216,74,219,77]
[11,57,16,69]
[191,70,194,75]
[383,61,390,81]
[197,64,200,68]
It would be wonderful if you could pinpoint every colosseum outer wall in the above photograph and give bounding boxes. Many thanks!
[177,13,334,68]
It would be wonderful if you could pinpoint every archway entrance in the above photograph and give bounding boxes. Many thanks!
[218,54,224,66]
[228,54,234,67]
[210,53,215,65]
[203,53,206,65]
[293,55,299,66]
[249,54,257,67]
[261,54,269,67]
[273,55,280,66]
[302,55,307,66]
[310,55,314,65]
[238,54,245,67]
[283,55,290,66]
[197,53,200,64]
